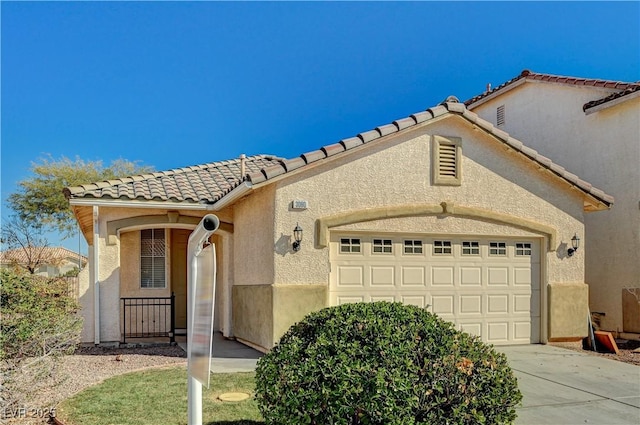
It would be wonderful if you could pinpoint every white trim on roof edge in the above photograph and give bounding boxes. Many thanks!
[69,198,216,210]
[212,181,253,211]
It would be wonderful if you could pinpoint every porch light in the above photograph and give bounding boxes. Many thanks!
[567,234,580,257]
[292,223,303,252]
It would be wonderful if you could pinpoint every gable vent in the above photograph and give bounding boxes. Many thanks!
[438,144,457,177]
[497,105,505,126]
[432,135,462,186]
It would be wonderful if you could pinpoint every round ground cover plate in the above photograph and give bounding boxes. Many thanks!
[218,392,251,402]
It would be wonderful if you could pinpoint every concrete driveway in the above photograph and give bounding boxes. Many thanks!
[500,345,640,425]
[204,336,640,424]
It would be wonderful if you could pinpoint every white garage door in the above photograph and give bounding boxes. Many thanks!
[330,234,541,345]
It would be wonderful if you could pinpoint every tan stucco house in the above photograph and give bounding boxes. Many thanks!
[65,99,613,351]
[465,70,640,336]
[0,246,86,277]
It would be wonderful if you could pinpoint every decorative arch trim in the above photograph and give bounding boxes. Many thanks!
[106,212,233,245]
[315,202,557,251]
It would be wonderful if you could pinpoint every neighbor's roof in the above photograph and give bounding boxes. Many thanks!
[582,85,640,112]
[64,155,284,203]
[0,246,87,265]
[65,99,614,210]
[464,69,640,112]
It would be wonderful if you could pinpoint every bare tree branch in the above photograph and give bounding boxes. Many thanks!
[1,216,53,274]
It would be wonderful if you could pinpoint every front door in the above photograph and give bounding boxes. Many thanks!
[171,229,191,330]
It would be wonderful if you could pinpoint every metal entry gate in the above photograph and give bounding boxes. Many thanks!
[121,294,175,344]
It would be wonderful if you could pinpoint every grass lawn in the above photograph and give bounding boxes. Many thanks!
[57,366,265,425]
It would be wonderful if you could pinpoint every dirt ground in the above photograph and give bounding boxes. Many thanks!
[550,337,640,366]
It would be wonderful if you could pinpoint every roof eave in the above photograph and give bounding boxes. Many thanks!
[211,181,253,211]
[466,78,527,110]
[68,197,215,210]
[246,113,454,191]
[584,90,640,115]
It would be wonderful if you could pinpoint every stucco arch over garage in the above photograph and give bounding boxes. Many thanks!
[315,202,558,251]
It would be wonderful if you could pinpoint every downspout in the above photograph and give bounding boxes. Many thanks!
[93,206,100,345]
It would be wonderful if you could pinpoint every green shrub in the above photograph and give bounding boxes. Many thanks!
[0,269,82,407]
[255,302,521,425]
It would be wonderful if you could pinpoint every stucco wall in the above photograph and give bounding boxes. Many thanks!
[471,83,639,332]
[233,186,276,286]
[548,282,589,340]
[226,114,589,347]
[273,116,586,287]
[232,284,327,350]
[233,284,273,350]
[78,253,93,343]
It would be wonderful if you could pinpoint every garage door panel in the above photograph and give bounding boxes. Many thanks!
[460,267,482,286]
[431,295,454,316]
[487,322,509,343]
[487,294,509,313]
[488,267,509,286]
[459,295,482,314]
[335,295,365,305]
[401,266,426,286]
[513,321,532,341]
[337,266,364,287]
[371,295,396,303]
[330,235,541,345]
[514,267,533,286]
[370,266,394,287]
[459,323,482,338]
[431,267,454,286]
[514,293,533,314]
[401,295,428,308]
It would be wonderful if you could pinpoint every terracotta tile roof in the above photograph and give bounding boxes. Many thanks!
[64,155,284,203]
[0,246,87,265]
[464,69,640,108]
[64,100,613,210]
[244,99,613,209]
[583,85,640,112]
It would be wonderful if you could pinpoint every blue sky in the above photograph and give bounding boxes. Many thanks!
[2,1,639,252]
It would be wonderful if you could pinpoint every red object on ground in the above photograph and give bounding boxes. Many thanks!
[594,331,620,355]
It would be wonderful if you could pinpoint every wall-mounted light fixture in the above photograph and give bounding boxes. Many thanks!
[567,234,580,257]
[292,223,303,252]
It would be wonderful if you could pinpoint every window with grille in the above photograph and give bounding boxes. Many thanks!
[372,239,392,254]
[489,242,507,256]
[462,241,480,255]
[432,136,462,186]
[497,105,505,126]
[516,242,532,256]
[141,229,166,288]
[340,238,361,253]
[404,240,423,254]
[433,240,452,255]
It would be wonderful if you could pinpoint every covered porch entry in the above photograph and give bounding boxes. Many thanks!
[116,215,233,345]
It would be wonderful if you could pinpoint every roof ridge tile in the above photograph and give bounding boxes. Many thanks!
[340,137,363,150]
[358,129,381,144]
[322,143,346,158]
